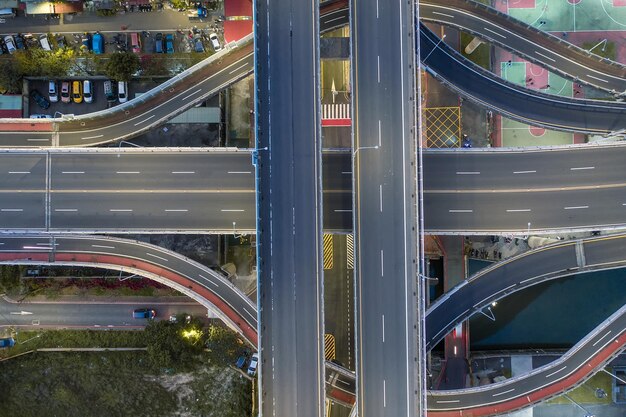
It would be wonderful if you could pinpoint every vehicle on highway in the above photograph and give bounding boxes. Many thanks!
[92,32,104,54]
[209,32,221,52]
[133,308,156,319]
[247,353,258,376]
[60,81,70,103]
[83,80,93,103]
[0,337,15,348]
[155,32,163,53]
[30,114,52,119]
[165,33,174,54]
[130,32,141,54]
[81,32,91,50]
[117,81,128,103]
[48,80,58,102]
[71,81,82,104]
[39,34,51,51]
[3,35,16,54]
[14,34,24,50]
[30,90,50,109]
[103,80,116,103]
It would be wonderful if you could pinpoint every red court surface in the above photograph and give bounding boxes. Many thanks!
[224,20,253,43]
[508,0,535,9]
[614,0,626,6]
[224,0,252,17]
[525,62,549,90]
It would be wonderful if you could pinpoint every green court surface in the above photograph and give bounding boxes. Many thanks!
[499,61,575,147]
[507,0,626,32]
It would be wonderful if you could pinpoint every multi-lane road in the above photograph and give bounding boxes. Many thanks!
[351,0,421,416]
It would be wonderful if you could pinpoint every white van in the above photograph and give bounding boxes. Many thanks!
[39,34,51,51]
[83,80,92,103]
[117,81,128,103]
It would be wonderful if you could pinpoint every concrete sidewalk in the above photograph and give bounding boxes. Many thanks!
[2,293,194,305]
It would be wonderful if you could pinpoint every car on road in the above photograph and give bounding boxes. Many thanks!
[92,32,104,54]
[30,90,50,109]
[0,337,15,348]
[39,34,52,51]
[4,35,16,54]
[71,81,82,104]
[83,80,93,103]
[155,32,163,53]
[81,32,91,51]
[209,33,221,52]
[60,81,70,103]
[133,308,156,319]
[165,33,174,54]
[247,353,258,376]
[48,80,58,102]
[117,81,128,103]
[130,32,141,54]
[103,80,116,103]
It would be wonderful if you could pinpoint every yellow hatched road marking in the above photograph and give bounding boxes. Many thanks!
[324,333,336,360]
[346,234,354,270]
[323,233,334,270]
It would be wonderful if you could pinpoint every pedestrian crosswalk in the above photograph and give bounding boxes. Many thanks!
[322,103,351,120]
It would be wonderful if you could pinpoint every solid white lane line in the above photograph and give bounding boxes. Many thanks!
[228,171,252,174]
[564,206,589,210]
[171,171,195,174]
[513,170,536,174]
[377,55,380,83]
[545,366,567,378]
[220,209,245,212]
[27,138,49,142]
[492,388,515,397]
[383,380,386,408]
[181,89,202,101]
[199,274,219,287]
[243,307,255,318]
[228,63,248,75]
[378,120,382,147]
[54,209,78,212]
[164,209,189,212]
[592,330,612,347]
[534,51,556,62]
[133,115,155,126]
[587,74,609,83]
[1,208,23,212]
[91,244,115,249]
[81,134,103,140]
[436,400,460,404]
[449,209,473,213]
[334,209,352,213]
[145,252,168,262]
[382,314,385,342]
[8,171,30,174]
[456,171,480,175]
[109,209,133,212]
[506,209,531,212]
[116,171,140,174]
[483,26,506,39]
[380,249,384,277]
[61,171,85,174]
[520,276,540,284]
[379,184,383,212]
[570,166,595,171]
[432,11,454,18]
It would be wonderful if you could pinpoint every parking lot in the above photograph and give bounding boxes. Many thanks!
[28,79,117,117]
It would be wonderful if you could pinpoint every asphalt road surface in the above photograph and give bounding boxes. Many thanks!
[351,0,420,416]
[419,23,626,135]
[255,0,325,416]
[421,0,626,93]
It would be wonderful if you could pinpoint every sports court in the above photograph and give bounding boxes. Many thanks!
[496,56,585,147]
[497,0,626,32]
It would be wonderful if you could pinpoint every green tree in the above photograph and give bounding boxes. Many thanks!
[204,323,244,366]
[0,60,23,93]
[144,320,202,370]
[14,48,76,78]
[0,265,22,291]
[102,52,140,81]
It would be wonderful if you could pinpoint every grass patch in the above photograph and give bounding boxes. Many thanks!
[545,369,613,405]
[581,41,617,61]
[460,32,491,70]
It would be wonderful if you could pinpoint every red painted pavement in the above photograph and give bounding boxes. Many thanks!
[428,330,626,417]
[0,122,52,131]
[322,119,351,127]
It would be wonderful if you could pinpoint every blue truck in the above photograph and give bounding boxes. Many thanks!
[187,7,207,20]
